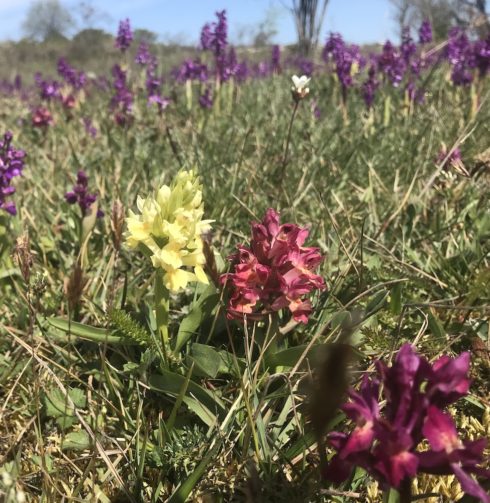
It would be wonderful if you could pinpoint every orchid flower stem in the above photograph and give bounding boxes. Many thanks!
[279,100,299,176]
[384,480,411,503]
[399,478,412,503]
[185,79,192,111]
[154,270,169,360]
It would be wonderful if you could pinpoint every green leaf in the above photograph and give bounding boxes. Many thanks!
[43,387,86,419]
[330,311,351,330]
[32,454,54,473]
[174,285,220,353]
[390,283,403,315]
[148,370,226,426]
[427,311,445,339]
[46,317,139,345]
[167,441,221,503]
[187,343,221,378]
[61,430,91,451]
[264,344,325,369]
[365,290,389,318]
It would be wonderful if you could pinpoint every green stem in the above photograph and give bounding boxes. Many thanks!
[281,100,299,173]
[154,270,169,358]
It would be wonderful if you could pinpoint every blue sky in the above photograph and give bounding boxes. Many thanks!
[0,0,397,44]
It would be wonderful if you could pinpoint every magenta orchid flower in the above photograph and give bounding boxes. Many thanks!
[324,344,489,501]
[220,208,325,323]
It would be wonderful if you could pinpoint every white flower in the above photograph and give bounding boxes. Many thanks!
[291,75,310,100]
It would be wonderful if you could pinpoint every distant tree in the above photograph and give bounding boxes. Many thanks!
[453,0,489,35]
[134,29,158,45]
[291,0,330,56]
[389,0,489,39]
[253,7,279,46]
[390,0,412,36]
[70,28,111,62]
[22,0,75,41]
[75,1,111,29]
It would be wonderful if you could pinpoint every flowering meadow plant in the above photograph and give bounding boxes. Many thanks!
[291,74,311,101]
[126,170,211,293]
[0,132,26,216]
[325,344,490,502]
[115,18,133,52]
[2,9,490,503]
[221,209,325,323]
[65,170,102,218]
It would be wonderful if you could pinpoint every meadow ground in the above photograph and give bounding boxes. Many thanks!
[0,21,489,503]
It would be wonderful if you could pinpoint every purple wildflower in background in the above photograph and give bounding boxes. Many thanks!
[146,71,162,97]
[83,117,97,138]
[200,23,213,51]
[361,65,379,108]
[311,100,321,119]
[0,131,26,216]
[173,59,208,83]
[135,42,152,66]
[472,35,490,77]
[323,33,362,94]
[57,58,86,90]
[148,94,170,113]
[406,81,425,104]
[271,45,281,73]
[378,41,406,86]
[199,10,228,81]
[324,344,490,502]
[199,11,227,56]
[436,145,468,176]
[115,18,133,52]
[234,61,249,82]
[65,170,103,217]
[199,87,213,109]
[401,27,417,63]
[419,19,433,45]
[447,27,474,86]
[35,74,61,101]
[110,64,133,124]
[296,57,314,77]
[213,10,228,57]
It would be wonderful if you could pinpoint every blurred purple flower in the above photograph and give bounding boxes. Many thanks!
[35,74,61,101]
[148,94,170,112]
[419,407,490,503]
[57,58,86,90]
[65,170,102,217]
[323,33,362,92]
[401,27,417,63]
[110,64,133,122]
[378,41,406,86]
[199,87,213,109]
[447,27,474,86]
[361,65,379,108]
[173,59,208,83]
[419,19,433,44]
[271,45,281,73]
[83,117,97,138]
[135,42,154,66]
[311,100,321,119]
[324,344,489,499]
[0,131,26,216]
[200,23,213,51]
[472,35,490,77]
[199,10,227,57]
[115,18,133,52]
[296,57,314,77]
